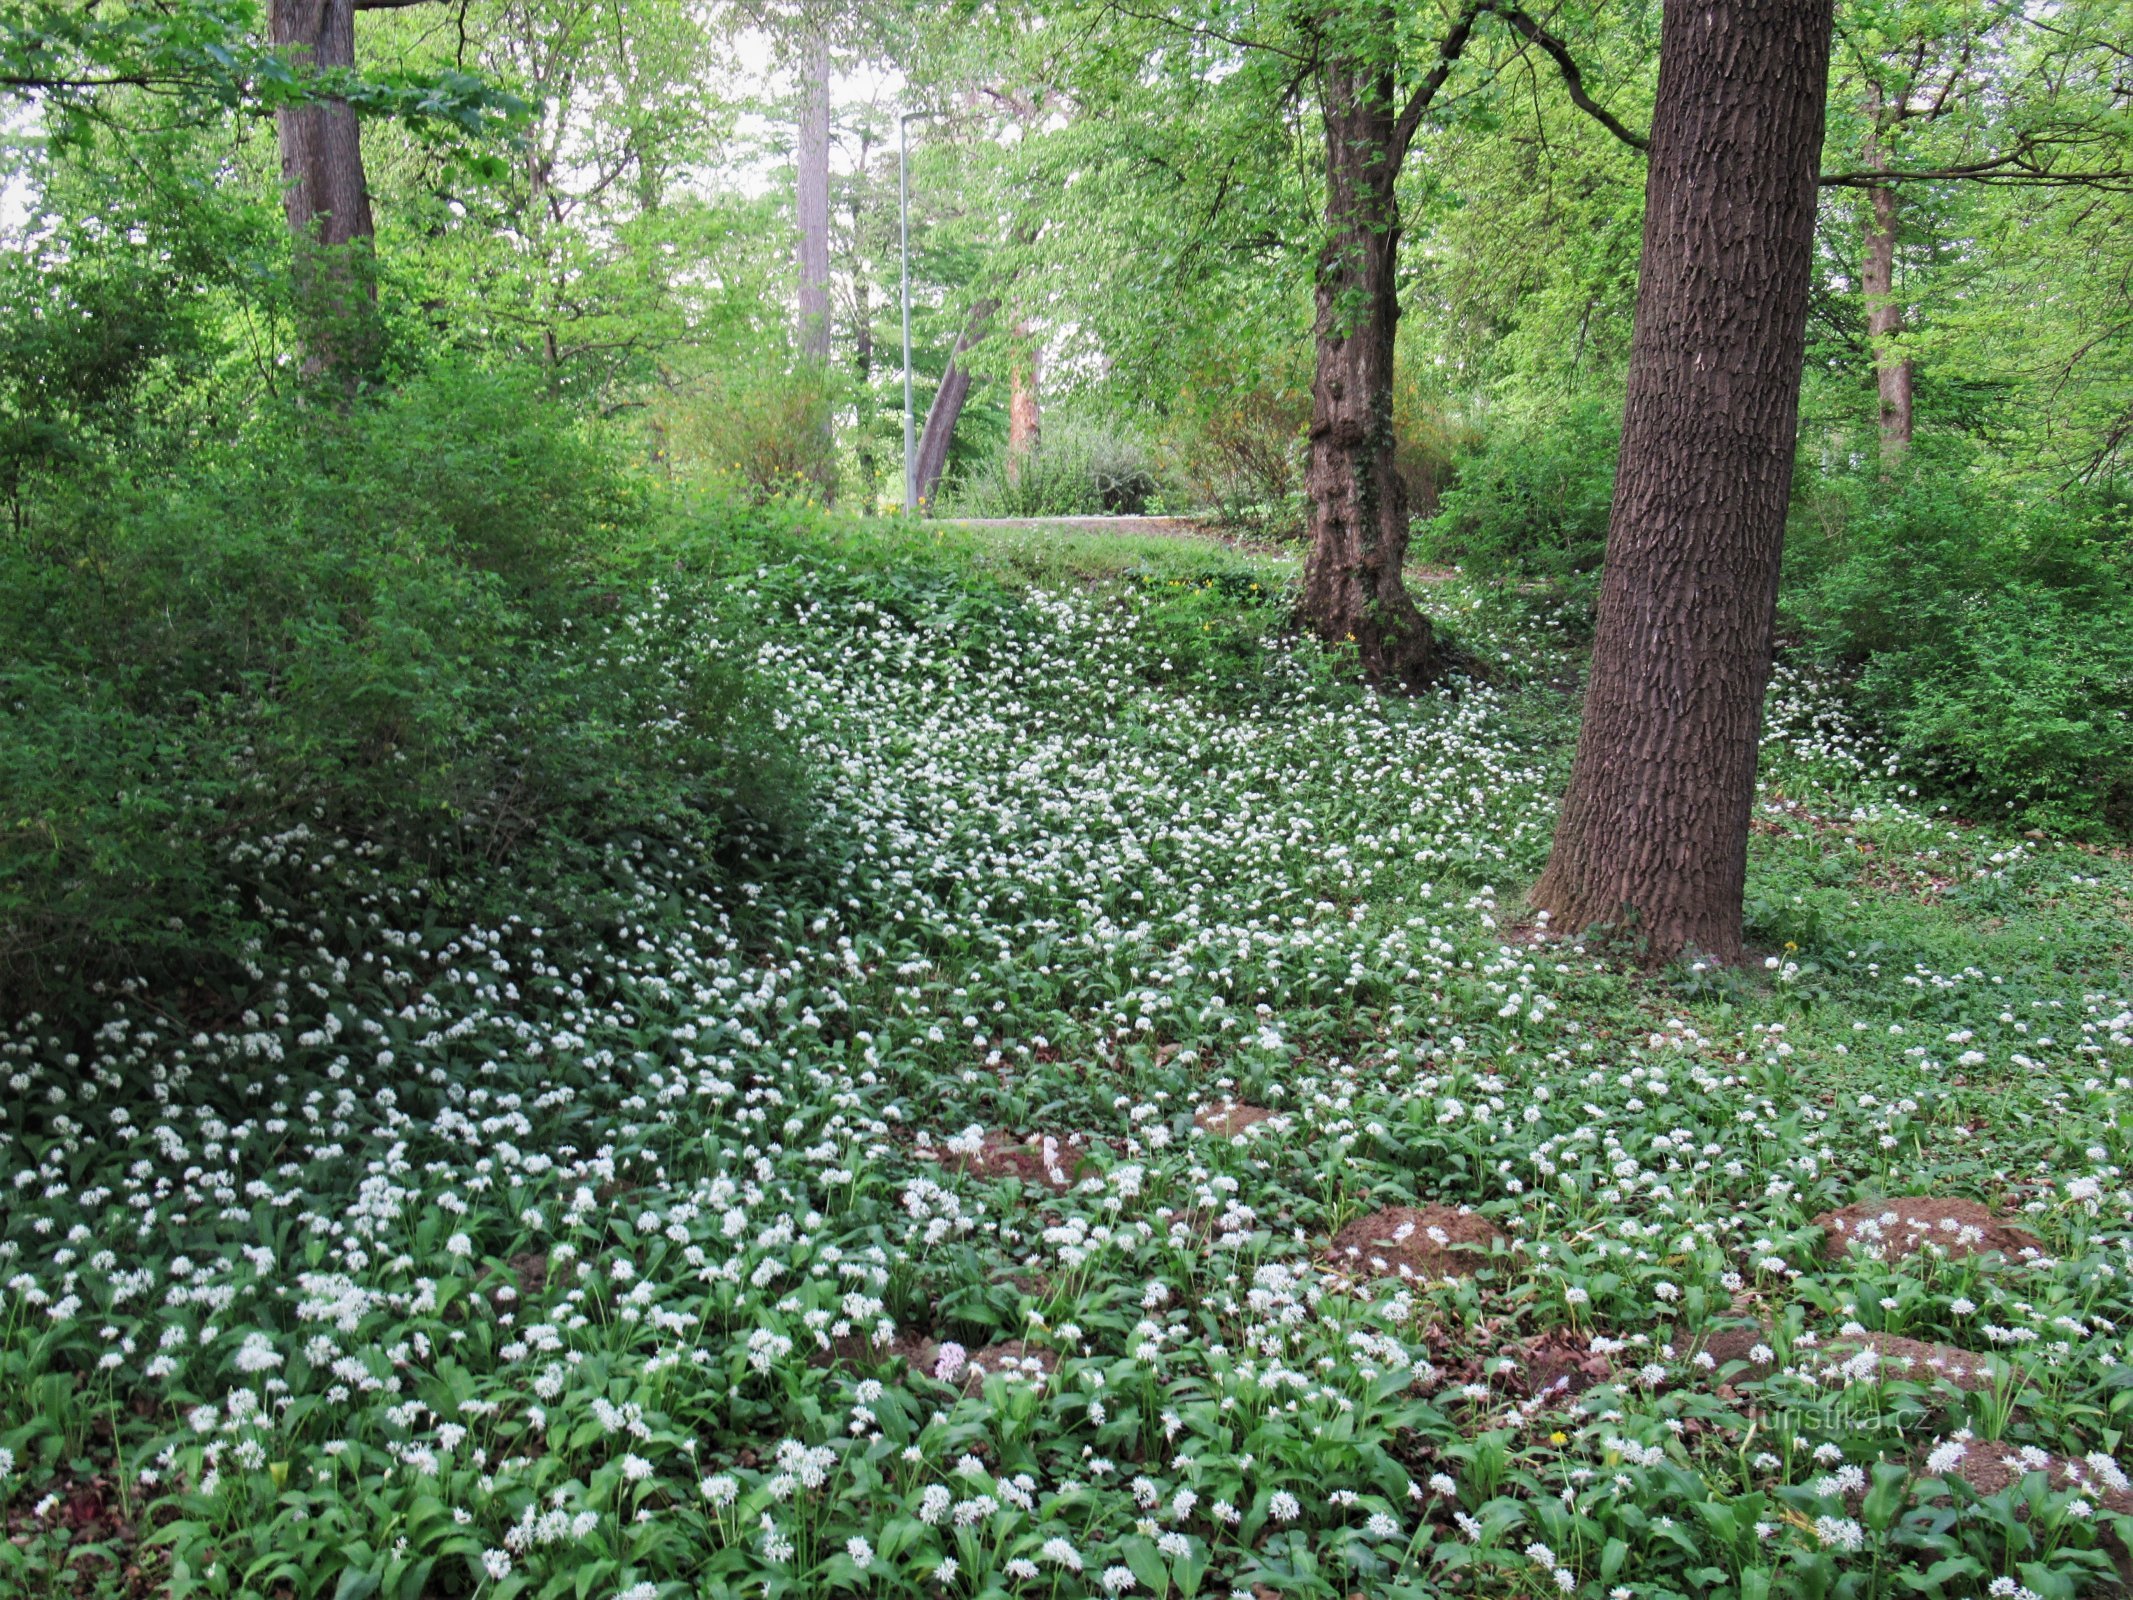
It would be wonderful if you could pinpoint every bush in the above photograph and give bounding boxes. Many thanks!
[1786,462,2133,836]
[651,356,840,504]
[1,367,803,1017]
[944,416,1165,517]
[1421,398,1620,602]
[1161,375,1311,532]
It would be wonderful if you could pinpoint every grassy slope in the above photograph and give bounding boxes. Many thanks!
[3,515,2132,1600]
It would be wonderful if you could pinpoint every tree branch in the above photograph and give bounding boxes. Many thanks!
[1390,1,1488,167]
[1491,3,1649,152]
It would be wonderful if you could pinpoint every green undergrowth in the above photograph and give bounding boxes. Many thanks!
[3,509,2133,1600]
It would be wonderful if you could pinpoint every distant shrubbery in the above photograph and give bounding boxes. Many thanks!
[1420,398,1620,605]
[1417,402,2133,834]
[944,416,1165,517]
[651,357,842,504]
[1,366,804,1017]
[1785,459,2133,837]
[1161,372,1311,531]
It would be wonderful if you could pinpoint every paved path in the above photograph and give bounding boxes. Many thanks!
[942,514,1458,583]
[942,515,1214,538]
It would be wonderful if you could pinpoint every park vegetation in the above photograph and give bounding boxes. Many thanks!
[3,2,2133,1598]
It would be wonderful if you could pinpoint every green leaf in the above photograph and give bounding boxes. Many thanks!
[1121,1536,1172,1598]
[1863,1460,1910,1532]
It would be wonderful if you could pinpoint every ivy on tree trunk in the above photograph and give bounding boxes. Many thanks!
[1298,24,1444,691]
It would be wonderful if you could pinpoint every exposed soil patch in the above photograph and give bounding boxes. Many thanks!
[1325,1204,1504,1281]
[919,1130,1105,1190]
[1194,1101,1279,1139]
[807,1332,943,1382]
[1513,1328,1615,1401]
[1688,1323,2012,1394]
[953,1339,1060,1391]
[2,1464,153,1595]
[1812,1196,2042,1264]
[511,1250,550,1297]
[1931,1440,2133,1514]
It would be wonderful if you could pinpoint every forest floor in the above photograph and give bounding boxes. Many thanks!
[5,520,2133,1600]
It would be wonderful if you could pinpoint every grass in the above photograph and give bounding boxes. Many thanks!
[3,517,2132,1600]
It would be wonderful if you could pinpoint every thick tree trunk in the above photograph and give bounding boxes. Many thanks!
[1862,176,1912,461]
[1530,0,1834,964]
[795,33,833,362]
[912,297,998,510]
[1007,317,1040,489]
[1298,37,1442,691]
[271,0,380,382]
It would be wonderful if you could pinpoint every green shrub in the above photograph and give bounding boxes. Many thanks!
[652,356,840,504]
[1786,462,2133,836]
[1,366,803,1016]
[1421,398,1620,602]
[1160,376,1310,532]
[944,416,1166,517]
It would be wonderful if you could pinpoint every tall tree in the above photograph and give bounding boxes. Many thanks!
[272,0,381,379]
[795,30,833,361]
[1296,4,1476,688]
[1287,1,1643,686]
[1836,3,2000,464]
[1007,313,1040,486]
[1531,0,1834,963]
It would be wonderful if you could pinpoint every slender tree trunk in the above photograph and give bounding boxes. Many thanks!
[850,130,877,508]
[1530,0,1835,964]
[794,33,833,498]
[1007,316,1040,488]
[912,300,997,509]
[1298,27,1442,690]
[1861,155,1912,460]
[271,0,380,382]
[795,34,833,362]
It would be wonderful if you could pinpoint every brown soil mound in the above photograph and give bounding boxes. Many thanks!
[920,1130,1102,1190]
[1689,1324,2011,1393]
[957,1340,1059,1391]
[1932,1440,2133,1514]
[1194,1102,1279,1139]
[1813,1196,2041,1263]
[1326,1204,1504,1281]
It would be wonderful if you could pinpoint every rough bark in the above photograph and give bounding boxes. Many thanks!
[1007,316,1040,488]
[912,297,999,510]
[271,0,380,382]
[795,33,833,362]
[1297,24,1443,691]
[1530,0,1835,964]
[1861,115,1912,461]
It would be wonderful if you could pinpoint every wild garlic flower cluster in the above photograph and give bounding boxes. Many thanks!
[3,572,2130,1597]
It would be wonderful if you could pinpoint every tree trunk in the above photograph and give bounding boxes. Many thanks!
[271,0,380,383]
[1298,30,1442,691]
[850,130,877,508]
[1862,172,1912,461]
[1007,316,1040,489]
[912,297,998,510]
[795,33,833,362]
[854,302,876,506]
[1530,0,1835,964]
